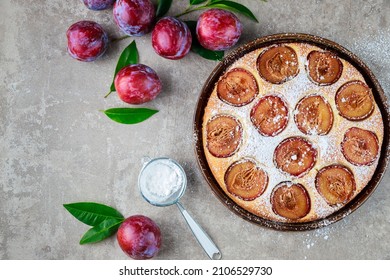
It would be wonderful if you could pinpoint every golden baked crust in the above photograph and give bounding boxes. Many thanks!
[202,43,384,223]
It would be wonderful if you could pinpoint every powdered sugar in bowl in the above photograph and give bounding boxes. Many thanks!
[138,157,222,260]
[139,157,187,206]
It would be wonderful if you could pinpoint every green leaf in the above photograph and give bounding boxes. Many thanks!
[156,0,173,18]
[102,108,158,125]
[190,0,207,4]
[207,0,259,22]
[80,218,124,245]
[63,202,124,227]
[107,41,139,97]
[191,43,225,61]
[185,21,224,61]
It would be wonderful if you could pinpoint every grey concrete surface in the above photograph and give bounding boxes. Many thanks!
[0,0,389,260]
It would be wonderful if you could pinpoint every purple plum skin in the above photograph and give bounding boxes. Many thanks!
[114,64,162,104]
[66,21,108,62]
[81,0,116,10]
[117,215,162,260]
[196,9,243,51]
[113,0,155,36]
[152,17,192,60]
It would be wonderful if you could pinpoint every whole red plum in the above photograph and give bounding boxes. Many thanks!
[117,215,161,260]
[196,9,242,51]
[66,20,108,62]
[82,0,115,10]
[114,64,162,104]
[113,0,155,36]
[152,17,192,60]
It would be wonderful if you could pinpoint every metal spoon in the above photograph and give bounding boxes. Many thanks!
[138,157,222,260]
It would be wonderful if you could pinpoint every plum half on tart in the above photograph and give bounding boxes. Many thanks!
[250,95,289,136]
[217,68,258,106]
[257,45,299,84]
[201,41,384,225]
[224,159,268,201]
[341,127,379,166]
[274,137,317,177]
[271,182,311,220]
[306,50,343,85]
[206,114,242,158]
[294,95,333,135]
[335,80,374,121]
[315,165,356,206]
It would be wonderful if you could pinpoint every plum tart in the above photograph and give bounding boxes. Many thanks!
[201,42,384,224]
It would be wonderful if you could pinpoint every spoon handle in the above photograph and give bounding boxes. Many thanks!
[176,202,222,260]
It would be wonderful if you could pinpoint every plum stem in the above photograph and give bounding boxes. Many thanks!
[175,6,205,17]
[104,90,113,98]
[175,1,212,18]
[111,35,130,43]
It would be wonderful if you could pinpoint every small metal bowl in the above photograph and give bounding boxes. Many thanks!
[193,33,390,231]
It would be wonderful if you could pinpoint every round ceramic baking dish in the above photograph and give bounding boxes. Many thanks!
[193,33,390,231]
